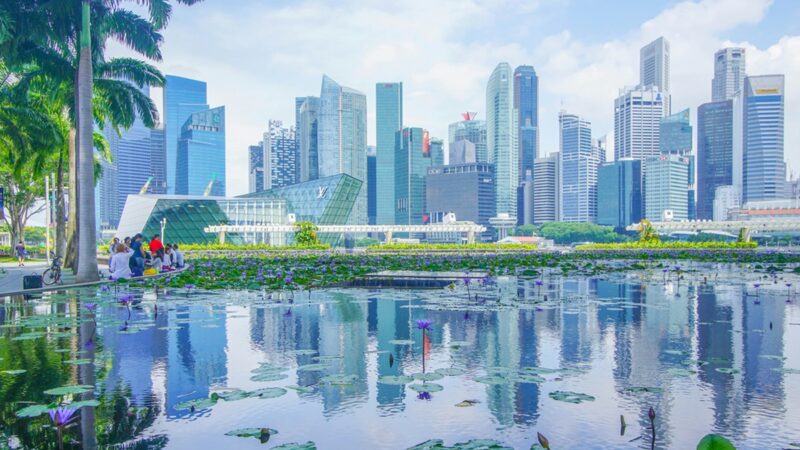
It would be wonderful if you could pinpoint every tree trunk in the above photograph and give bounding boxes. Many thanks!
[65,103,78,270]
[75,0,98,283]
[56,144,66,259]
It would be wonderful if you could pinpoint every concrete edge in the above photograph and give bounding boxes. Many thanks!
[1,264,191,297]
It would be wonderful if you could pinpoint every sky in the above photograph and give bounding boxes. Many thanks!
[108,0,800,197]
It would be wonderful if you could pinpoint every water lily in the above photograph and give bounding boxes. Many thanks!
[416,319,432,330]
[417,391,431,400]
[83,303,97,312]
[48,406,77,427]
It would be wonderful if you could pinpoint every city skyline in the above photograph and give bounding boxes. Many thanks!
[105,0,799,197]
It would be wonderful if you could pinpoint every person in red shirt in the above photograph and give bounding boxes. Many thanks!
[149,234,164,255]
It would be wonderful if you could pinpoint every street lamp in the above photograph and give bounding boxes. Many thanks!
[160,218,167,244]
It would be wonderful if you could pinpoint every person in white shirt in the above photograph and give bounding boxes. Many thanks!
[109,244,134,280]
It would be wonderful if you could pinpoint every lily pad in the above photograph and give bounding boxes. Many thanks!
[250,372,289,382]
[270,443,316,450]
[455,399,480,407]
[413,372,444,382]
[696,434,736,450]
[514,373,546,384]
[772,367,800,374]
[63,358,93,366]
[715,367,740,374]
[286,385,316,394]
[548,390,595,404]
[296,363,331,372]
[450,439,512,449]
[388,339,415,346]
[69,400,100,408]
[248,387,287,399]
[408,383,443,393]
[215,389,250,401]
[474,375,509,385]
[44,385,94,396]
[408,439,445,450]
[449,340,471,348]
[286,349,318,356]
[174,397,217,411]
[624,386,664,394]
[320,374,358,385]
[15,404,52,418]
[435,367,465,376]
[379,375,415,385]
[224,427,279,438]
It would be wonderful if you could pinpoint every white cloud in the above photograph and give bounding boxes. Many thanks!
[108,0,798,196]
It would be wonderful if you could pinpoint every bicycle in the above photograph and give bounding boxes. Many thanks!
[42,254,63,286]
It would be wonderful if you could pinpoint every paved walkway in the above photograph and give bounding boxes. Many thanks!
[0,261,110,295]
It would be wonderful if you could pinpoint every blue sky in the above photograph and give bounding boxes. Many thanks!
[109,0,800,196]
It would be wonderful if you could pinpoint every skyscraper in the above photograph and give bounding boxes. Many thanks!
[264,120,298,190]
[318,75,368,224]
[486,63,518,219]
[697,100,734,219]
[427,163,495,241]
[558,112,600,223]
[448,114,487,164]
[743,75,785,203]
[533,153,559,224]
[614,85,667,161]
[150,127,167,194]
[514,65,539,182]
[298,96,320,183]
[712,48,746,102]
[249,143,264,193]
[640,36,670,93]
[367,145,377,225]
[644,154,689,221]
[597,159,642,229]
[376,82,403,225]
[660,108,695,219]
[164,75,208,194]
[176,106,226,196]
[395,127,435,225]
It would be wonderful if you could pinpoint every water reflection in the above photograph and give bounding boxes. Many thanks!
[1,272,799,449]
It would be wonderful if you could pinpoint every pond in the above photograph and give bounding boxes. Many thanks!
[1,263,800,449]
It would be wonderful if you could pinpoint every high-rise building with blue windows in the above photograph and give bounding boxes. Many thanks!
[150,127,167,194]
[597,159,642,229]
[486,63,518,220]
[367,145,376,225]
[395,127,436,225]
[644,154,689,221]
[164,75,208,194]
[640,37,670,94]
[743,75,785,203]
[298,96,320,183]
[697,100,734,219]
[448,115,486,164]
[318,75,367,224]
[264,120,298,189]
[614,85,667,161]
[376,82,403,225]
[660,108,695,219]
[558,112,600,223]
[514,65,538,182]
[176,106,226,196]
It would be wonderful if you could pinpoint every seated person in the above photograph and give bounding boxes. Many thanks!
[109,244,134,280]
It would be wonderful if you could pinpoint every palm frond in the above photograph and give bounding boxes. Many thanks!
[98,9,163,61]
[96,57,165,88]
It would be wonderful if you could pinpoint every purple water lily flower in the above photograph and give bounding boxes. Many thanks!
[48,406,77,427]
[417,391,431,400]
[118,294,133,305]
[463,277,471,285]
[535,280,544,286]
[83,338,96,351]
[100,284,110,292]
[83,303,97,312]
[184,284,196,290]
[284,275,294,284]
[416,319,432,330]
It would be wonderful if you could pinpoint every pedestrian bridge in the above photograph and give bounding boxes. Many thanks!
[626,219,800,240]
[205,223,487,244]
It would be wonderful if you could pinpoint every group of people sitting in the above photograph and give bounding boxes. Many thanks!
[108,233,185,280]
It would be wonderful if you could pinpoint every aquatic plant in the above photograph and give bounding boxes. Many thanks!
[49,406,77,450]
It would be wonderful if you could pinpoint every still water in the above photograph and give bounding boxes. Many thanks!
[1,266,800,449]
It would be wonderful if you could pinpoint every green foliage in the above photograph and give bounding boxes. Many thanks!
[638,219,661,244]
[294,221,320,247]
[179,243,330,252]
[536,222,628,244]
[369,243,539,251]
[511,224,537,237]
[578,241,757,250]
[696,434,736,450]
[354,237,380,247]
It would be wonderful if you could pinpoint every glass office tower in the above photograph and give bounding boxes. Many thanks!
[597,159,642,229]
[176,106,226,196]
[394,127,435,225]
[164,75,208,194]
[318,75,368,224]
[514,65,539,182]
[743,75,785,203]
[376,82,403,225]
[697,100,734,219]
[559,112,600,223]
[486,63,518,220]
